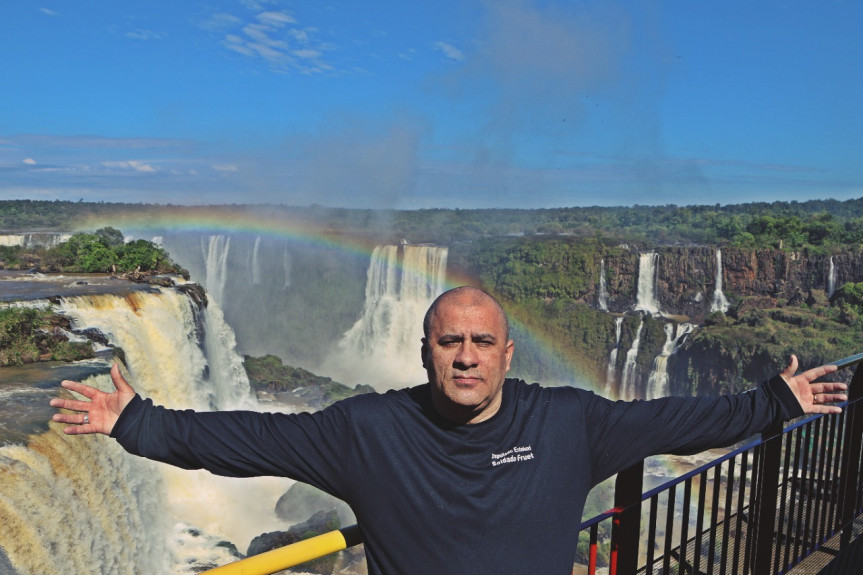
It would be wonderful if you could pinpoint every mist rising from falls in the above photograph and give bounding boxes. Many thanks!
[710,249,730,314]
[635,253,660,314]
[0,289,287,574]
[321,245,448,391]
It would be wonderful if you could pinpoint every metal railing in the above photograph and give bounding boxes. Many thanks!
[204,354,863,575]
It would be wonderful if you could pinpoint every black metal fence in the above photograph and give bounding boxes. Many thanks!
[576,354,863,575]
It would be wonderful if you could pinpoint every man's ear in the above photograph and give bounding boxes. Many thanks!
[421,338,429,369]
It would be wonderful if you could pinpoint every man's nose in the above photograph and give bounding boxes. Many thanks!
[454,341,479,368]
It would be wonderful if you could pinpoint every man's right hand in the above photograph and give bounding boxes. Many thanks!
[50,363,136,436]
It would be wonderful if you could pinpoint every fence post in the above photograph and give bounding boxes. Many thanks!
[838,364,863,547]
[752,419,784,574]
[610,460,644,575]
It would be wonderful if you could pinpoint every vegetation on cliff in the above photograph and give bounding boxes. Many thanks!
[243,354,374,407]
[0,226,185,275]
[0,306,93,367]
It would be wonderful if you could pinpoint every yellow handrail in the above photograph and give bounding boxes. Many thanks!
[202,524,363,575]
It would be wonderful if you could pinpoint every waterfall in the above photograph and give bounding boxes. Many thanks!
[0,289,287,574]
[604,317,623,396]
[201,235,230,305]
[828,256,837,298]
[0,234,26,247]
[283,245,292,289]
[645,323,694,400]
[710,249,730,313]
[620,319,644,400]
[251,236,262,285]
[634,253,660,314]
[598,259,609,311]
[321,244,448,391]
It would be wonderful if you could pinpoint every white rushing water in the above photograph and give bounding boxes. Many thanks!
[202,235,231,306]
[598,259,609,311]
[604,317,623,396]
[321,244,448,391]
[634,252,660,314]
[251,236,262,285]
[645,322,694,400]
[0,288,290,574]
[828,256,837,298]
[619,319,644,400]
[710,249,730,314]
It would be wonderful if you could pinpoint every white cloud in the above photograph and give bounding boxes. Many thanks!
[199,12,243,32]
[206,7,334,74]
[39,8,60,16]
[213,164,239,172]
[434,41,465,62]
[257,11,296,27]
[23,158,37,165]
[125,29,164,41]
[102,160,157,173]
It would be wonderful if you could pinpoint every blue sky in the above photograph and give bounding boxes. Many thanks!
[1,0,861,209]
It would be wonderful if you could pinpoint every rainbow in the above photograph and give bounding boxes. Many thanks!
[76,204,603,391]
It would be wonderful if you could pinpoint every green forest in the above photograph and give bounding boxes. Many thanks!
[3,197,863,250]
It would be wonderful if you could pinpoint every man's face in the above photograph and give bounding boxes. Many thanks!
[422,291,514,424]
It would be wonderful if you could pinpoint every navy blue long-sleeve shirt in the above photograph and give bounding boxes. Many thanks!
[112,376,802,574]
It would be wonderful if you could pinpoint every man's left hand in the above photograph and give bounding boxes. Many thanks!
[781,354,848,414]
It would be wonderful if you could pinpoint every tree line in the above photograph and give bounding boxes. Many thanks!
[3,198,863,250]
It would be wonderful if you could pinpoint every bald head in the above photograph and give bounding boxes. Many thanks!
[423,287,510,341]
[421,286,515,424]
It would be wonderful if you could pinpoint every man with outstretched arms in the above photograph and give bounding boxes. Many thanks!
[51,286,848,574]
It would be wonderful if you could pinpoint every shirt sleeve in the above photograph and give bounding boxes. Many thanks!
[110,394,355,500]
[583,375,803,484]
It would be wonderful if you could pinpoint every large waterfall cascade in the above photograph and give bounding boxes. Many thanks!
[0,288,290,574]
[710,249,730,314]
[619,319,644,400]
[634,253,661,314]
[645,323,694,399]
[828,256,837,298]
[321,244,449,391]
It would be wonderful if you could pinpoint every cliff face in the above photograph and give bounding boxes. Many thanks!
[598,246,863,320]
[453,238,863,398]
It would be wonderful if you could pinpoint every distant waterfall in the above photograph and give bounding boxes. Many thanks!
[202,235,230,305]
[598,259,609,311]
[634,253,660,314]
[645,322,694,399]
[710,249,730,313]
[604,317,623,396]
[828,256,837,298]
[0,289,286,574]
[322,245,448,390]
[283,245,292,289]
[620,319,644,400]
[251,236,262,285]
